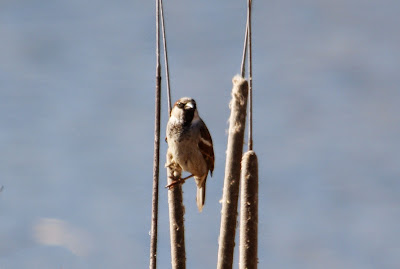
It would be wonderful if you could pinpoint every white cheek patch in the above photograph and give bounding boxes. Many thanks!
[169,107,182,122]
[168,114,181,126]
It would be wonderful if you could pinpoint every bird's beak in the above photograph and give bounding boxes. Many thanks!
[184,102,194,110]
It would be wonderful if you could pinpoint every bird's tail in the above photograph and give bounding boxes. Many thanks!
[196,179,206,212]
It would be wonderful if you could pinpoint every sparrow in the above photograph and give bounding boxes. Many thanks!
[166,97,215,212]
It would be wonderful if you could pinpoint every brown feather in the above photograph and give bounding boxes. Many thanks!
[198,120,215,176]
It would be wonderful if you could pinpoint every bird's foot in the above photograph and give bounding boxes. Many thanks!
[165,178,183,189]
[165,174,194,189]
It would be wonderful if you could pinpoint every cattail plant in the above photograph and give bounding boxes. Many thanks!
[149,0,161,268]
[217,76,249,269]
[219,0,258,268]
[166,158,186,268]
[150,0,257,268]
[239,0,258,267]
[239,151,258,269]
[150,0,186,268]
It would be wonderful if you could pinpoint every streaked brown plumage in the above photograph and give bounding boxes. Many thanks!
[166,97,215,212]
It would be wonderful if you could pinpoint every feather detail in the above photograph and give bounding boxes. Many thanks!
[196,182,206,212]
[198,120,215,176]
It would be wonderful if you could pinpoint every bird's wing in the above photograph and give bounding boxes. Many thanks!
[198,120,215,175]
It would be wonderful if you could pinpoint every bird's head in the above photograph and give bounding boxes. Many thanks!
[170,97,199,126]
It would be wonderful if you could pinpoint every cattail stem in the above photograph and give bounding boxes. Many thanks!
[247,0,253,151]
[166,153,186,269]
[240,22,248,78]
[217,75,249,269]
[239,151,258,269]
[159,0,172,114]
[149,0,161,267]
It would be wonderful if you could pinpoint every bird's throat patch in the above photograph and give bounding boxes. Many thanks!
[183,109,195,127]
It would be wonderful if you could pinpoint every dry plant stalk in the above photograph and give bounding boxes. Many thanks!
[149,0,161,267]
[239,151,258,269]
[246,0,253,151]
[217,75,249,269]
[166,152,186,269]
[149,66,161,269]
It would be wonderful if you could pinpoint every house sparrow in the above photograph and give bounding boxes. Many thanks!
[166,97,215,212]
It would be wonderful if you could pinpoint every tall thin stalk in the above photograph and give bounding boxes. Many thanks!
[240,22,248,78]
[149,0,161,267]
[217,76,249,269]
[247,0,253,151]
[159,0,171,114]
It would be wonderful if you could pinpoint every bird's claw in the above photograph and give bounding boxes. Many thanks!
[165,174,194,190]
[165,177,183,189]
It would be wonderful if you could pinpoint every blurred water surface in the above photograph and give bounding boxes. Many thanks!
[1,0,399,268]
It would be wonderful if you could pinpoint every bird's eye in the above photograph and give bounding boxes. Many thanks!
[177,102,184,108]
